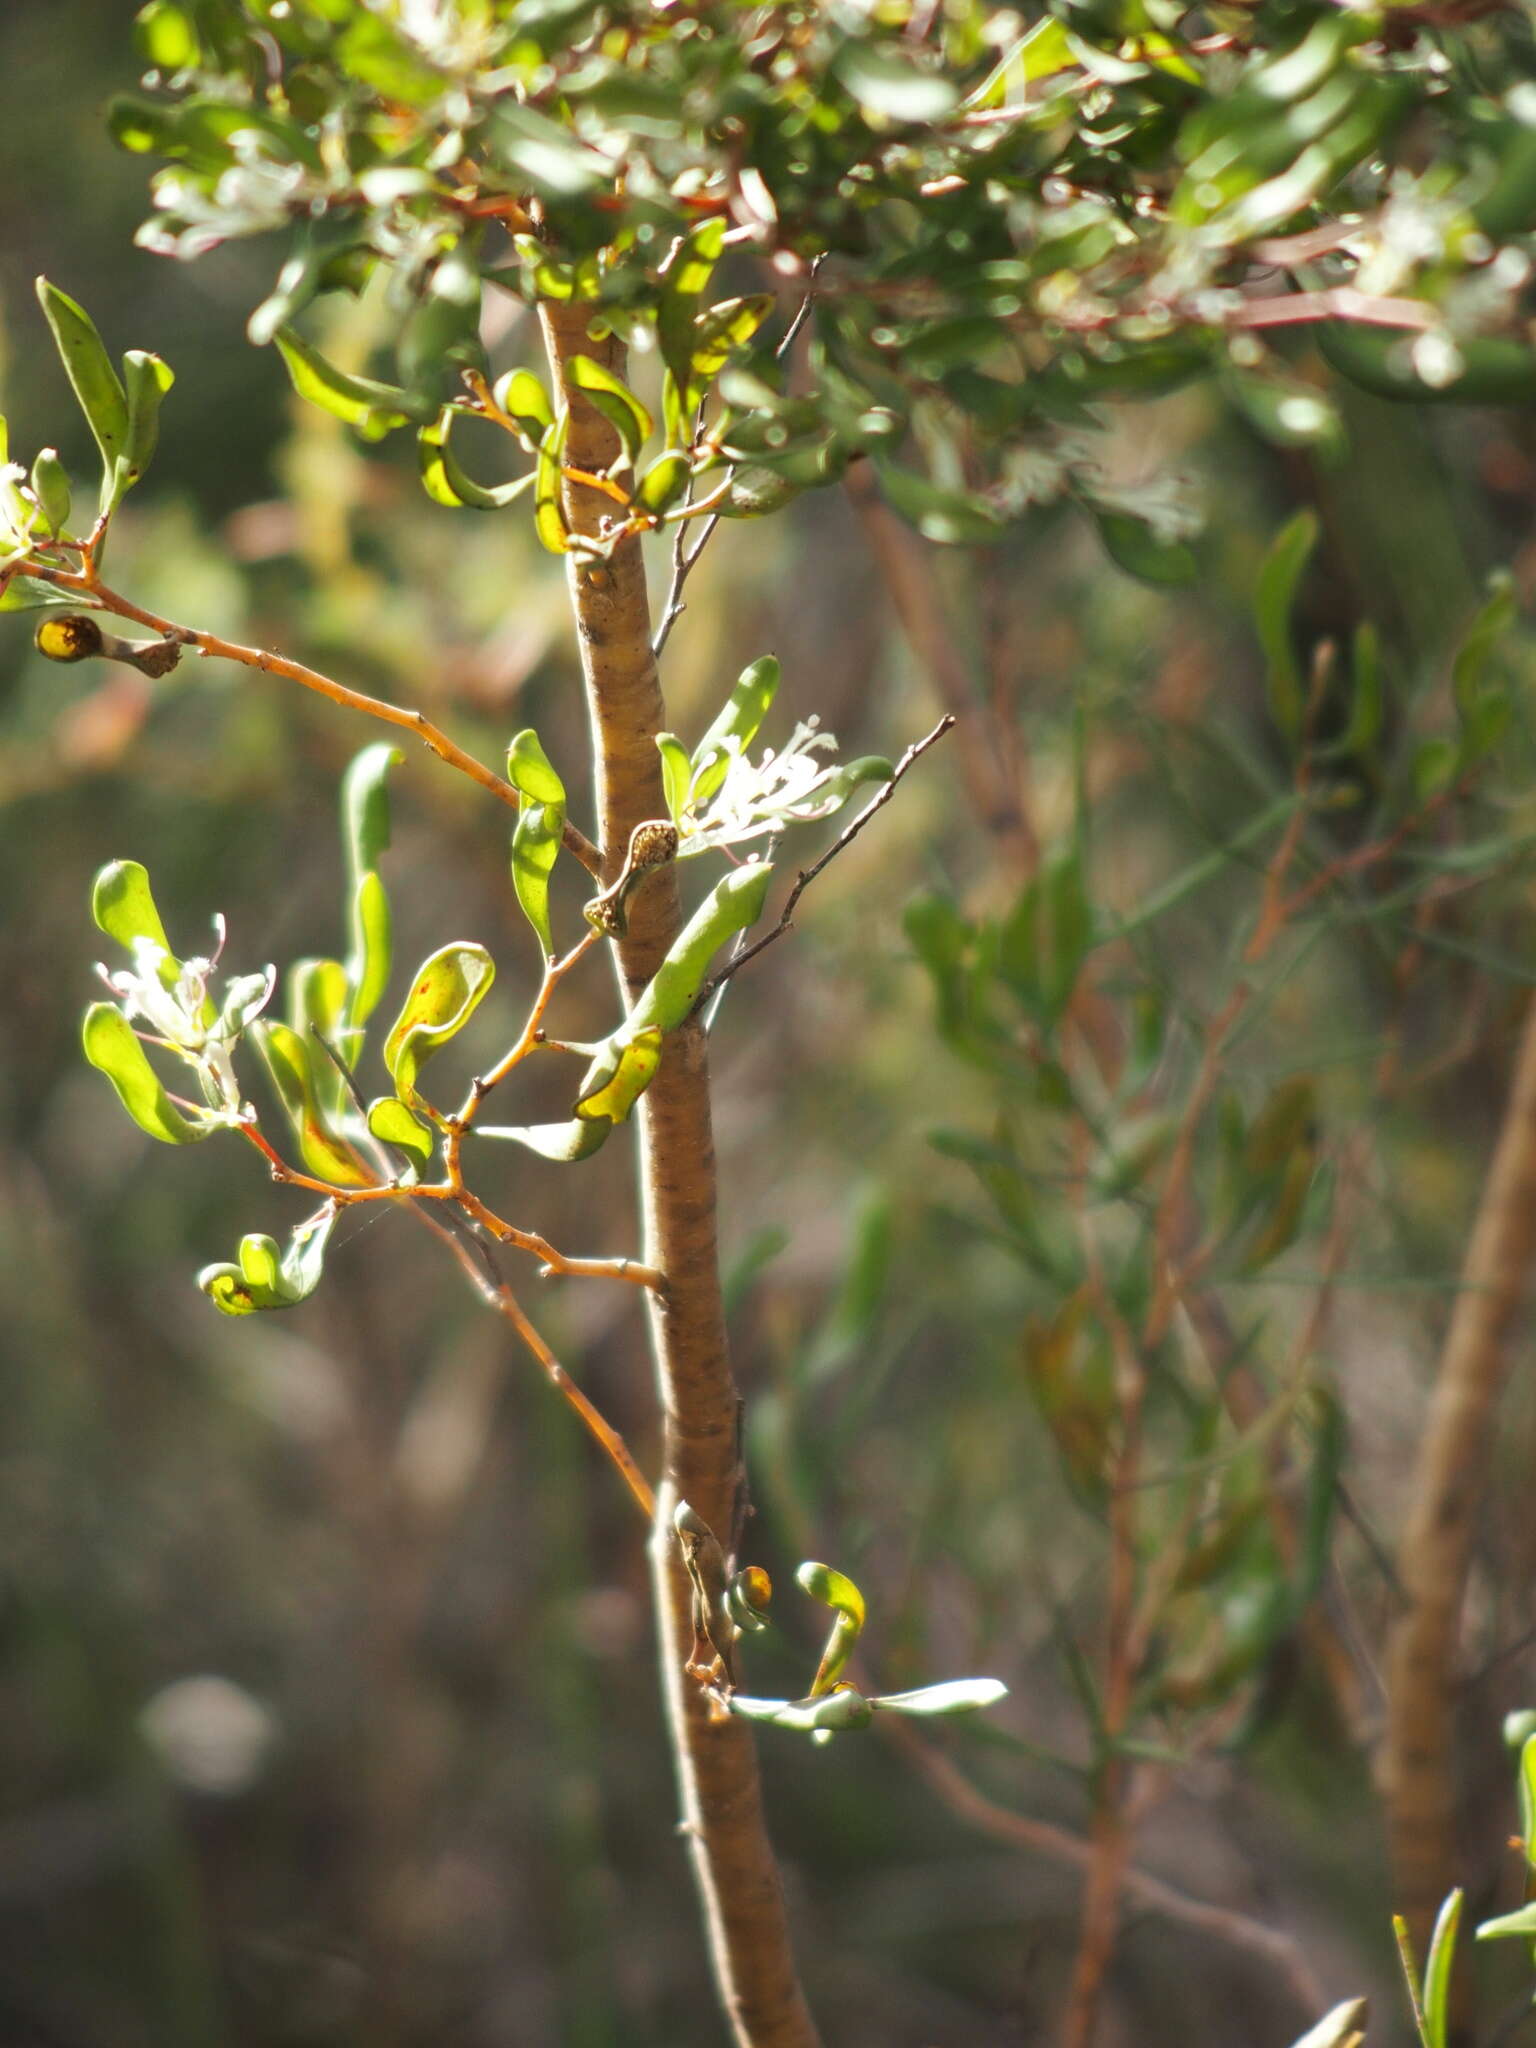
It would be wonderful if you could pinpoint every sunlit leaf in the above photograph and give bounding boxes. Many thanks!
[568,353,652,467]
[690,656,780,806]
[82,1002,206,1145]
[36,278,129,516]
[92,857,171,954]
[382,942,496,1111]
[575,1025,663,1123]
[257,1019,371,1186]
[473,1115,612,1161]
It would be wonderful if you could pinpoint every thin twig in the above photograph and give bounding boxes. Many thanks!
[691,715,955,1017]
[885,1724,1327,2021]
[32,566,603,876]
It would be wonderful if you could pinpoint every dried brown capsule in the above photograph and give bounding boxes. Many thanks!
[34,612,184,679]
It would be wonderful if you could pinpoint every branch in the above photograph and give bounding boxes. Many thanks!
[1385,994,1536,1953]
[693,714,955,1017]
[885,1724,1327,2022]
[33,567,603,876]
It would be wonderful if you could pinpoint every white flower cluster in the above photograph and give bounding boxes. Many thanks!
[98,920,274,1128]
[680,718,850,855]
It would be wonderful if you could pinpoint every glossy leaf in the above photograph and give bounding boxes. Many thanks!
[726,1687,876,1735]
[492,367,555,448]
[473,1115,612,1162]
[199,1210,335,1317]
[1096,510,1198,587]
[342,743,401,1026]
[367,1094,435,1171]
[30,448,71,535]
[656,732,692,820]
[627,863,773,1034]
[534,419,568,554]
[658,217,725,390]
[568,353,652,467]
[419,407,534,510]
[383,942,496,1111]
[1421,1888,1461,2048]
[118,349,175,502]
[798,1562,867,1696]
[688,295,773,391]
[82,1002,206,1145]
[690,656,781,806]
[257,1019,371,1186]
[506,729,566,806]
[274,325,420,440]
[512,801,562,959]
[637,450,691,516]
[36,279,129,513]
[575,1025,663,1123]
[872,1679,1009,1716]
[93,857,171,954]
[836,40,959,122]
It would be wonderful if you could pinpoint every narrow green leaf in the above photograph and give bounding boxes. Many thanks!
[656,732,692,820]
[798,1561,867,1696]
[1421,1888,1461,2048]
[568,353,652,467]
[82,1002,206,1145]
[257,1019,371,1185]
[36,278,129,512]
[506,729,566,805]
[473,1115,612,1161]
[688,295,774,392]
[382,942,496,1111]
[118,349,175,501]
[1393,1915,1428,2047]
[274,325,420,439]
[627,863,773,1033]
[534,419,568,553]
[1255,510,1319,740]
[418,407,535,509]
[1519,1730,1536,1867]
[199,1211,335,1316]
[659,217,725,389]
[341,743,401,1026]
[1476,1900,1536,1941]
[512,800,562,958]
[875,458,1004,545]
[1284,1999,1369,2048]
[872,1679,1009,1716]
[575,1025,663,1123]
[690,655,781,805]
[92,858,170,954]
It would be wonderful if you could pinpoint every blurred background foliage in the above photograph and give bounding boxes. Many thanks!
[9,4,1536,2046]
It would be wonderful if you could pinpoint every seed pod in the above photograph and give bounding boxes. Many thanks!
[34,612,183,677]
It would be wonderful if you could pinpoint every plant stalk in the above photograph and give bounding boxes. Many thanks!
[1385,996,1536,1950]
[539,300,820,2048]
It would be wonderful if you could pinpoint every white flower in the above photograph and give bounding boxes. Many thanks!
[98,919,274,1125]
[680,718,851,855]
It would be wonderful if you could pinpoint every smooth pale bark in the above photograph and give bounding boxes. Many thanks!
[1385,998,1536,1954]
[539,302,821,2048]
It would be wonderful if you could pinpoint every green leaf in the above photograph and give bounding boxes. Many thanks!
[659,217,725,390]
[274,325,421,439]
[418,407,534,510]
[134,0,201,70]
[1394,1917,1428,2047]
[199,1210,335,1317]
[0,577,79,613]
[872,1679,1010,1716]
[568,354,652,468]
[36,279,130,515]
[1476,1900,1536,1941]
[342,743,401,1026]
[506,728,566,806]
[656,732,692,820]
[690,656,781,806]
[1421,1888,1461,2048]
[82,1002,206,1145]
[30,449,71,536]
[92,858,170,954]
[1452,576,1516,724]
[807,755,894,817]
[1255,510,1319,740]
[512,800,563,959]
[473,1115,612,1161]
[689,295,774,392]
[366,1094,435,1171]
[492,367,555,448]
[575,1025,663,1123]
[627,863,774,1033]
[257,1019,371,1186]
[382,942,496,1111]
[875,460,1004,545]
[118,350,175,503]
[534,419,568,554]
[1096,510,1199,587]
[836,39,960,122]
[1284,2000,1369,2048]
[798,1561,867,1695]
[1519,1730,1536,1867]
[637,450,692,516]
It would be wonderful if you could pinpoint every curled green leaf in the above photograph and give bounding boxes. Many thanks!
[506,729,566,806]
[382,941,496,1111]
[199,1210,335,1317]
[798,1561,867,1696]
[656,732,692,821]
[492,367,555,448]
[341,743,401,1026]
[569,353,653,467]
[512,801,562,959]
[367,1094,435,1171]
[82,1002,206,1145]
[274,325,421,439]
[575,1025,663,1123]
[257,1020,371,1186]
[419,407,535,510]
